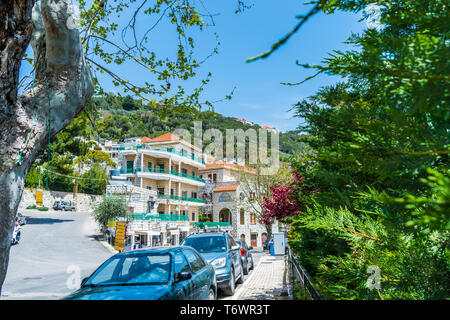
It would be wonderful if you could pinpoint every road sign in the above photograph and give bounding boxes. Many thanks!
[114,221,127,252]
[36,189,43,206]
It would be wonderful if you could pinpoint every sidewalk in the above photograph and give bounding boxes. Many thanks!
[232,254,288,300]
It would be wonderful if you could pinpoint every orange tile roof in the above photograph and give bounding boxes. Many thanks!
[261,125,273,129]
[213,185,238,192]
[204,161,256,173]
[142,133,181,143]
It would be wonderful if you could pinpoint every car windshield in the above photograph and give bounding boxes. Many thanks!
[85,253,171,286]
[183,236,227,253]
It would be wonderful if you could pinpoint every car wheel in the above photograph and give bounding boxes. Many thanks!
[222,270,235,296]
[236,263,244,284]
[208,287,216,300]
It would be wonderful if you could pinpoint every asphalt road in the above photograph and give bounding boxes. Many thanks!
[1,210,113,300]
[0,209,267,300]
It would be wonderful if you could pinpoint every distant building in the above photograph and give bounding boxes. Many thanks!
[101,131,276,249]
[261,125,278,134]
[235,118,255,126]
[199,161,276,248]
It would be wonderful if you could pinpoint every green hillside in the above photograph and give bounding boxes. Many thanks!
[93,95,305,157]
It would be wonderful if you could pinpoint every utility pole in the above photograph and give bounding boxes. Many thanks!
[73,170,79,212]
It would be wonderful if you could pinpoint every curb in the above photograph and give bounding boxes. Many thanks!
[96,236,118,255]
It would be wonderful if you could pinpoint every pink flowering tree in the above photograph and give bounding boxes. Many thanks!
[261,172,313,226]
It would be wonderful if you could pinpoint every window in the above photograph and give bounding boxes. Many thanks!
[213,173,217,183]
[171,189,175,195]
[240,209,245,225]
[191,212,196,221]
[192,171,195,177]
[183,236,227,253]
[227,235,237,249]
[174,252,191,275]
[157,188,165,195]
[182,168,187,175]
[182,191,188,198]
[200,175,203,179]
[191,192,197,199]
[183,249,205,273]
[85,254,171,286]
[147,162,152,170]
[250,213,256,225]
[126,160,134,171]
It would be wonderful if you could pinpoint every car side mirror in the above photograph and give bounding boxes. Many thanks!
[176,271,192,283]
[231,245,240,251]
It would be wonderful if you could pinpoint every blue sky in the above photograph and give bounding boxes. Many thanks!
[21,1,366,133]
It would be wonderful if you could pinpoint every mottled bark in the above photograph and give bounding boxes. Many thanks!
[0,0,94,293]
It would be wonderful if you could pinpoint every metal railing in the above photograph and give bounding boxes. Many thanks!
[118,144,205,164]
[158,194,205,204]
[120,167,205,183]
[129,212,189,221]
[194,221,230,227]
[136,167,205,183]
[287,246,320,300]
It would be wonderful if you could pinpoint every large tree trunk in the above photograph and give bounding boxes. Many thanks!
[0,0,94,294]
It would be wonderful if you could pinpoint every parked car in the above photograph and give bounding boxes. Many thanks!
[16,212,27,225]
[182,231,244,296]
[63,246,217,300]
[52,200,75,211]
[236,240,254,275]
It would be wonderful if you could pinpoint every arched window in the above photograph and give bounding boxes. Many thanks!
[219,208,231,224]
[240,209,245,225]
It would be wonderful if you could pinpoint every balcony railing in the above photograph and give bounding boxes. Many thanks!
[119,168,134,174]
[136,167,205,183]
[119,167,205,184]
[158,194,205,204]
[129,212,189,221]
[119,144,205,164]
[194,222,230,227]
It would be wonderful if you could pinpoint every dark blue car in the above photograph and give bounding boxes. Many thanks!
[182,232,244,296]
[63,246,216,300]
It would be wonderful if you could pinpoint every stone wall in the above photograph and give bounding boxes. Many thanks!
[19,188,103,212]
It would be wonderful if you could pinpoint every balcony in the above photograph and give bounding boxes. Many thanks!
[119,167,205,186]
[158,194,205,204]
[119,144,205,165]
[129,212,189,221]
[136,167,205,183]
